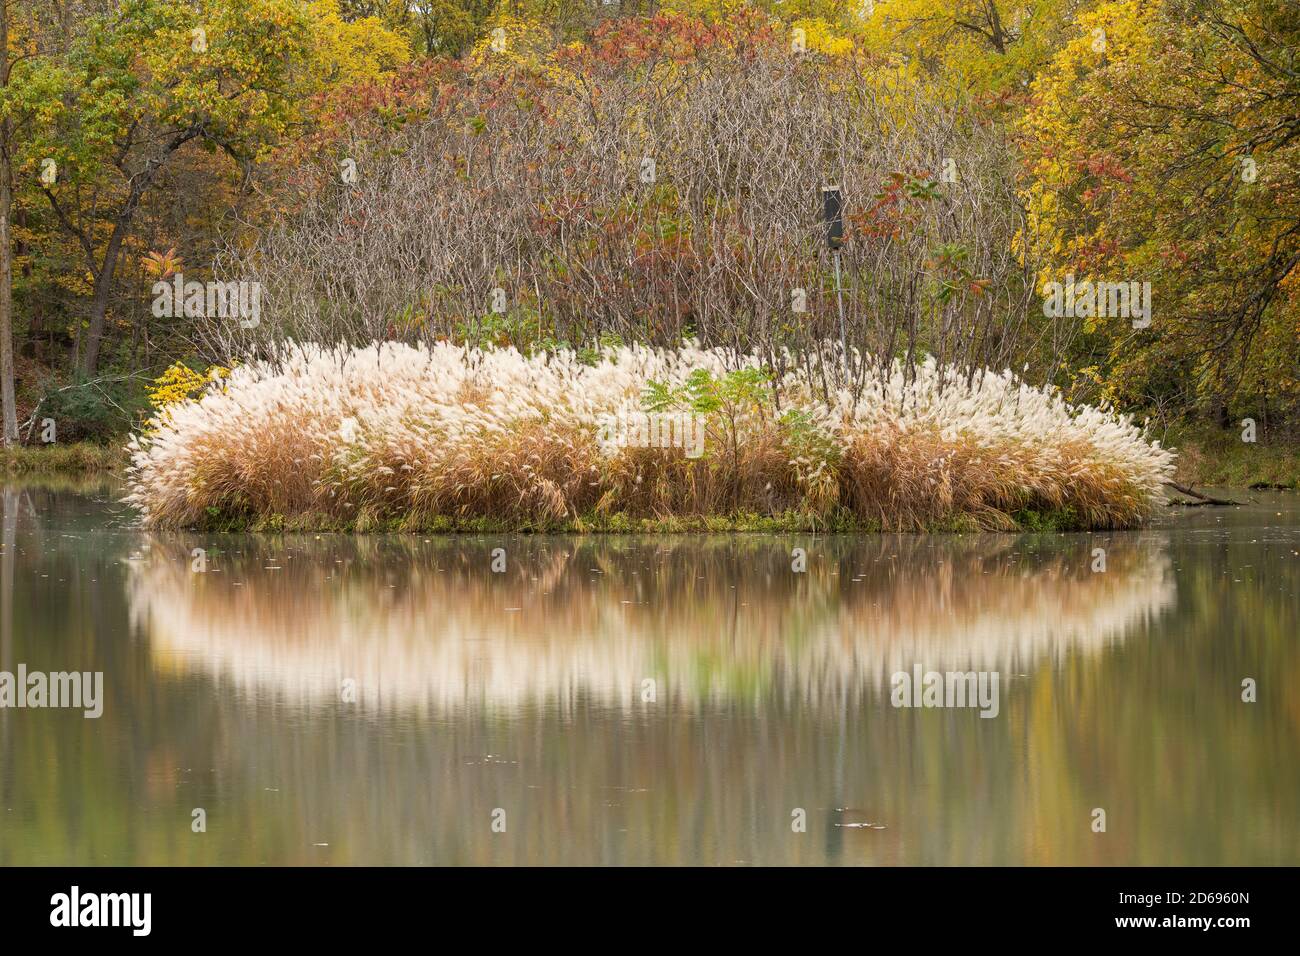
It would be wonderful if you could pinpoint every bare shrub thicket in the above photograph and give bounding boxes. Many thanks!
[206,17,1043,396]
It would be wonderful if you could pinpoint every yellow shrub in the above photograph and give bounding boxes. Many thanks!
[148,362,231,418]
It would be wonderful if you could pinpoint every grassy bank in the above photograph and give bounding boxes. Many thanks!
[1,442,125,474]
[1170,427,1300,490]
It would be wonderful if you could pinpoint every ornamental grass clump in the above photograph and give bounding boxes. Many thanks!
[125,341,1175,532]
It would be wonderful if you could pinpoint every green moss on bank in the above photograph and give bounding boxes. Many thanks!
[1,442,125,474]
[1010,506,1085,533]
[183,504,1091,536]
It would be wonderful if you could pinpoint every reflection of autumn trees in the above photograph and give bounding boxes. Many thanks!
[1022,523,1300,865]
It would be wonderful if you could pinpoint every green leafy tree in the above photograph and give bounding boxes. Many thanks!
[14,0,315,375]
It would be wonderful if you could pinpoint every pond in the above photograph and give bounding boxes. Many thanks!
[0,479,1296,864]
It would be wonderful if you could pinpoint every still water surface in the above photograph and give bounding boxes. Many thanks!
[0,480,1296,865]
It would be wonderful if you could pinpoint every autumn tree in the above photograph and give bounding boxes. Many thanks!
[7,0,404,381]
[1019,0,1300,424]
[860,0,1089,92]
[10,0,309,375]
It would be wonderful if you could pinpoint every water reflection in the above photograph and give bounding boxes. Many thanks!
[2,485,1298,865]
[128,534,1175,712]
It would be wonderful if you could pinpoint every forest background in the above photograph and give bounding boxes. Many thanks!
[0,0,1295,487]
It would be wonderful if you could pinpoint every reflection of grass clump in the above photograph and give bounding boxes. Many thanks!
[129,531,1176,711]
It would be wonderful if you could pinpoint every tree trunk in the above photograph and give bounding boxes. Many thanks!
[78,217,129,377]
[76,128,199,378]
[0,160,17,445]
[0,3,20,444]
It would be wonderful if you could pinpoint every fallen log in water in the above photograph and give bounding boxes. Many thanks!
[1165,482,1243,506]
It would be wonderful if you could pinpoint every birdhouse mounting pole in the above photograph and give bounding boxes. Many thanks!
[822,185,848,359]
